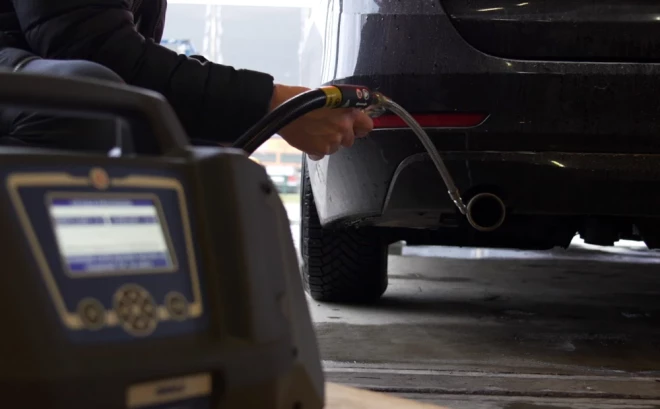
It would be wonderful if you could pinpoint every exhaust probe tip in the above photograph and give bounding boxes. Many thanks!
[466,193,506,232]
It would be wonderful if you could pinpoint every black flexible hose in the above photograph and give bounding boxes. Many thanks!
[232,89,328,154]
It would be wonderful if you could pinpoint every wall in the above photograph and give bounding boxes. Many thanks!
[163,4,307,84]
[162,4,307,164]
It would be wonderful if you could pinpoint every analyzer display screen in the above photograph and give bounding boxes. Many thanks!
[49,198,175,275]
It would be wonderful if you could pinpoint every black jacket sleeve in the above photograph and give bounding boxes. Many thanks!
[12,0,275,142]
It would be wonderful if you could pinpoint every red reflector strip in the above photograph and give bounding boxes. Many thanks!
[372,113,487,129]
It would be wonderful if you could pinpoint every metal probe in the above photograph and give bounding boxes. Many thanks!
[368,92,468,215]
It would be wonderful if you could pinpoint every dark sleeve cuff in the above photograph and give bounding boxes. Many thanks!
[0,47,35,70]
[198,65,275,144]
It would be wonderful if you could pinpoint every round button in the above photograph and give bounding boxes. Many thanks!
[118,305,131,320]
[165,292,189,321]
[113,284,158,336]
[133,318,148,331]
[142,302,156,318]
[77,298,106,330]
[125,290,139,301]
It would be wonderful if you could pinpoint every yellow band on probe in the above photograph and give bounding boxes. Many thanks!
[320,86,343,108]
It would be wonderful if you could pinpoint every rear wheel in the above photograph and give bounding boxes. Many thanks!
[300,158,388,303]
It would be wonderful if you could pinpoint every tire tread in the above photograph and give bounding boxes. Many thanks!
[300,160,388,302]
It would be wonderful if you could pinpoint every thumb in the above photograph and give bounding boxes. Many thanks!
[353,110,374,138]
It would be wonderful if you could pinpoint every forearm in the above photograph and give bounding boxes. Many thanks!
[112,39,275,141]
[14,0,275,142]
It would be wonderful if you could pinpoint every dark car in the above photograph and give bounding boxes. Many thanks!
[298,0,660,303]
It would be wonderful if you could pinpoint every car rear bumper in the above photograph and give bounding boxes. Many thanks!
[303,0,660,249]
[321,1,660,156]
[307,132,660,229]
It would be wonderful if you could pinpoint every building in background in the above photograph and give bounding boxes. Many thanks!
[163,3,308,193]
[220,6,305,86]
[252,138,303,194]
[161,39,198,56]
[163,4,307,85]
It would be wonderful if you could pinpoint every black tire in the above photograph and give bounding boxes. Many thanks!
[300,158,388,303]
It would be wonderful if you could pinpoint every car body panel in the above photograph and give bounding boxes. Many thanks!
[300,0,660,247]
[442,0,660,62]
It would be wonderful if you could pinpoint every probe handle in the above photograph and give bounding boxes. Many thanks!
[321,85,376,109]
[0,71,188,155]
[232,85,378,154]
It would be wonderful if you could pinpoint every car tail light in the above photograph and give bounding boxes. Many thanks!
[372,113,487,129]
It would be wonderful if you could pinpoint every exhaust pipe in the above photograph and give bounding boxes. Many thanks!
[466,193,506,232]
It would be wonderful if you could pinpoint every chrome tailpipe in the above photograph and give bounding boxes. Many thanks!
[466,193,506,232]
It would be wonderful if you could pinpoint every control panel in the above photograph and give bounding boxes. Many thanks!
[7,166,207,343]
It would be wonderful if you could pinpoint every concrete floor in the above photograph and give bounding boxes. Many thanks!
[304,239,660,408]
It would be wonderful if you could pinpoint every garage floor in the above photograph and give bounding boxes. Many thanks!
[304,239,660,408]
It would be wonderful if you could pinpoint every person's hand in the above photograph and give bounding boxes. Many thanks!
[269,84,374,160]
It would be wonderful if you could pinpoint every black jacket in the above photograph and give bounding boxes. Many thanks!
[0,0,275,142]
